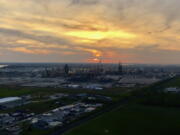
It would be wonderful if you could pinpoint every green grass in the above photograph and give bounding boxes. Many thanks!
[2,101,59,114]
[64,104,180,135]
[0,97,76,114]
[163,77,180,87]
[0,87,34,97]
[0,86,131,100]
[132,76,180,107]
[148,76,180,90]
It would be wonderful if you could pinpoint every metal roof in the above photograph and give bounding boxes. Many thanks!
[0,97,21,104]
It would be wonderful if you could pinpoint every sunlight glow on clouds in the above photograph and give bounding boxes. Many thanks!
[65,30,137,40]
[9,47,52,55]
[0,0,180,64]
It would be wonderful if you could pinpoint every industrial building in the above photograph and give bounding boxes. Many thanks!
[0,97,22,108]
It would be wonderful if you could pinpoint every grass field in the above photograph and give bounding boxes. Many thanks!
[0,86,131,101]
[64,104,180,135]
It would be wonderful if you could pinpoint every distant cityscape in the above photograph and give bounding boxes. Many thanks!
[0,63,178,89]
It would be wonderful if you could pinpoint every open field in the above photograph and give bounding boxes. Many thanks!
[0,86,131,101]
[64,104,180,135]
[132,76,180,107]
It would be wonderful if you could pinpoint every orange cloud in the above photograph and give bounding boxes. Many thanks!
[77,47,102,57]
[9,47,52,55]
[0,0,180,64]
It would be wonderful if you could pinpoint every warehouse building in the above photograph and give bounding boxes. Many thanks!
[0,97,22,108]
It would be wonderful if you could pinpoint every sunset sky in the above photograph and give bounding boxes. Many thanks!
[0,0,180,64]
